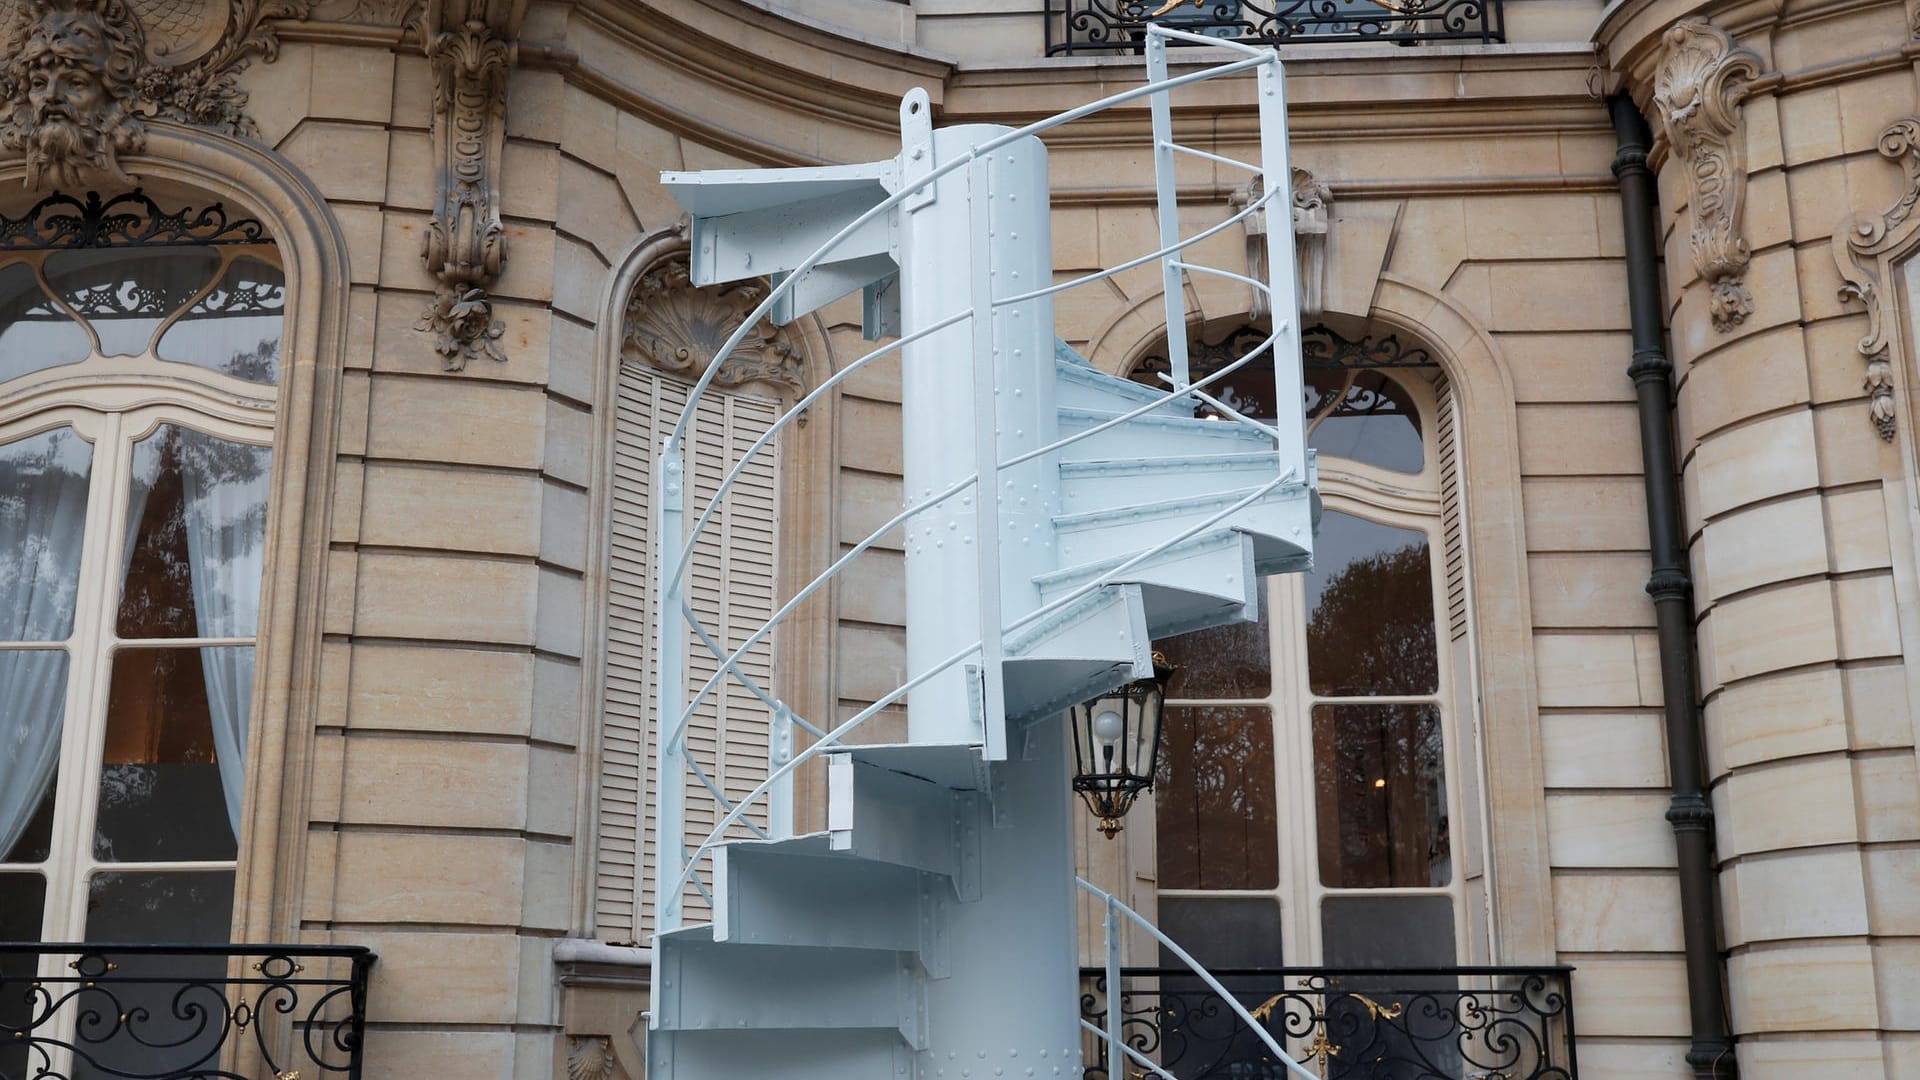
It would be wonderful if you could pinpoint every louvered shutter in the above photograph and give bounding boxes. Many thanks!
[599,364,780,941]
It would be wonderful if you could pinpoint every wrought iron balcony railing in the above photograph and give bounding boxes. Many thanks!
[0,943,374,1080]
[1045,0,1505,54]
[1079,965,1576,1080]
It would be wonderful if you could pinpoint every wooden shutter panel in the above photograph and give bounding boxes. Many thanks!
[599,364,780,941]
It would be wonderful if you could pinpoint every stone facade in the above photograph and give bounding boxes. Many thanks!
[1,0,1918,1074]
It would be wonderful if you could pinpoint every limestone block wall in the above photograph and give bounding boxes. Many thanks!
[220,5,947,1077]
[1609,0,1920,1073]
[187,0,1920,1074]
[241,30,599,1076]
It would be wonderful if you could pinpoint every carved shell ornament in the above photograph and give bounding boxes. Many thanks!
[566,1035,618,1080]
[0,0,308,188]
[1651,18,1762,333]
[1832,118,1920,442]
[622,254,806,397]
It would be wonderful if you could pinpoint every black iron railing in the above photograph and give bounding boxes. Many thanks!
[1045,0,1504,54]
[0,944,374,1080]
[1079,965,1575,1079]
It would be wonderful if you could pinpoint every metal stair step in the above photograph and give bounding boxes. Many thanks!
[1057,450,1283,514]
[714,843,944,969]
[647,1026,916,1080]
[1001,583,1152,723]
[653,930,924,1044]
[1032,528,1258,640]
[1053,352,1183,413]
[1055,405,1275,459]
[827,753,981,896]
[1051,481,1314,573]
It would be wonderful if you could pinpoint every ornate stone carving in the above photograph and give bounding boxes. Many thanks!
[566,1035,617,1080]
[1652,18,1762,332]
[1230,167,1330,321]
[0,0,307,188]
[1832,118,1920,441]
[415,8,511,370]
[623,252,805,397]
[310,0,416,24]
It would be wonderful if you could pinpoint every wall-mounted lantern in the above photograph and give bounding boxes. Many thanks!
[1069,654,1174,838]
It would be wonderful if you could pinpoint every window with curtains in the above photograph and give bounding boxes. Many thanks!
[0,195,282,955]
[1132,324,1488,973]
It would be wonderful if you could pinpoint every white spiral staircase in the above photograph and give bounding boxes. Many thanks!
[643,29,1320,1080]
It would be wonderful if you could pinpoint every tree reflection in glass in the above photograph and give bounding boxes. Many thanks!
[1155,705,1279,890]
[1305,512,1436,696]
[1313,703,1448,888]
[157,256,283,384]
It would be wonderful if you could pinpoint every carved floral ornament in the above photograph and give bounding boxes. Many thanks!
[622,250,806,399]
[566,1035,618,1080]
[1651,18,1763,333]
[0,0,307,189]
[1229,166,1330,321]
[1832,118,1920,442]
[414,3,513,371]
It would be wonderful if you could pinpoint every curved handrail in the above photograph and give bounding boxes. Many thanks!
[661,37,1273,454]
[654,26,1296,929]
[1077,877,1319,1080]
[660,637,984,917]
[666,131,1285,742]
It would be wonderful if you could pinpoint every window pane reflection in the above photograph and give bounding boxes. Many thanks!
[0,872,44,1078]
[0,260,90,381]
[96,647,246,861]
[79,872,233,1080]
[1157,591,1270,699]
[86,870,234,942]
[1306,370,1423,474]
[0,649,67,863]
[0,426,92,640]
[157,256,283,384]
[1156,705,1278,890]
[1306,512,1437,696]
[1158,896,1283,970]
[119,425,271,639]
[1313,704,1448,888]
[44,247,221,358]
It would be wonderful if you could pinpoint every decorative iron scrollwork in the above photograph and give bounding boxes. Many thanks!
[0,943,375,1080]
[0,188,268,248]
[1046,0,1503,55]
[1081,966,1576,1080]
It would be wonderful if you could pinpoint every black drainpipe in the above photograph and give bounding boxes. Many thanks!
[1608,94,1736,1080]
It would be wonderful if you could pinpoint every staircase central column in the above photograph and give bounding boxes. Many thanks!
[898,118,1056,751]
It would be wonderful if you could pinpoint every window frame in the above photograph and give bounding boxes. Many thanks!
[0,230,283,951]
[1150,361,1488,969]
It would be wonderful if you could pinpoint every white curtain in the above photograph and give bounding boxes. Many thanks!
[0,429,91,860]
[176,429,271,841]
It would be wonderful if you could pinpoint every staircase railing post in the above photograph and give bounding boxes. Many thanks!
[768,701,794,840]
[1145,30,1190,390]
[1256,53,1307,468]
[966,153,1009,759]
[1104,893,1123,1080]
[655,436,687,934]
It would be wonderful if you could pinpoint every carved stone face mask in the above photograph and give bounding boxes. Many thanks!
[24,13,114,128]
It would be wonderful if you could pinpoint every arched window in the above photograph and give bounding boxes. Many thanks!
[0,190,282,953]
[594,243,807,943]
[1135,322,1489,972]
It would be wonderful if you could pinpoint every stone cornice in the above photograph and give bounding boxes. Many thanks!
[1596,0,1906,99]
